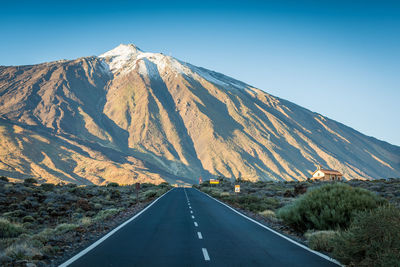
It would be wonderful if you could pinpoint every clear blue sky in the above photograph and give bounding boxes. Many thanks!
[1,0,399,146]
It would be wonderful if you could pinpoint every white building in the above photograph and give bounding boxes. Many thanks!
[311,165,343,181]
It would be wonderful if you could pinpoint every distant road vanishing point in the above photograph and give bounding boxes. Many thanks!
[60,188,340,267]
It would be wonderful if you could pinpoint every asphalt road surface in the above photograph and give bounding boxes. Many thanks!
[63,188,339,267]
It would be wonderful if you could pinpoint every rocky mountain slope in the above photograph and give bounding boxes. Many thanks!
[0,44,399,185]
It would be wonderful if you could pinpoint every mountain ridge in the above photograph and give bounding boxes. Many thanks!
[0,44,399,185]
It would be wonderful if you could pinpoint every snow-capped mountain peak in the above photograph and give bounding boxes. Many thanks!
[100,43,142,58]
[99,44,142,72]
[99,44,249,90]
[99,44,188,76]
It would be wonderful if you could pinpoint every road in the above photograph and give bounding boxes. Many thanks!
[63,188,339,267]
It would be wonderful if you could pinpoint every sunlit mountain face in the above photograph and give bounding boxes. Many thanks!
[0,44,399,185]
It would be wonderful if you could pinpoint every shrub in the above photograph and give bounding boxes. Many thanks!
[258,209,277,221]
[236,195,264,211]
[155,187,169,197]
[229,195,280,212]
[332,205,400,266]
[143,190,157,199]
[76,199,91,211]
[277,183,385,232]
[23,178,38,185]
[33,228,53,243]
[54,223,78,234]
[93,208,122,222]
[0,218,24,238]
[80,217,92,227]
[158,182,170,188]
[305,230,337,252]
[22,216,35,223]
[0,176,9,182]
[41,245,56,255]
[5,242,41,260]
[106,182,119,187]
[40,183,55,191]
[140,183,153,189]
[263,197,281,209]
[110,189,121,199]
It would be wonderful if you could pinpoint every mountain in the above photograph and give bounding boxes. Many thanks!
[0,44,399,185]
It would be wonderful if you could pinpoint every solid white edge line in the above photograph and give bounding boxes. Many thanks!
[59,188,175,267]
[202,248,210,261]
[194,188,342,266]
[197,232,203,239]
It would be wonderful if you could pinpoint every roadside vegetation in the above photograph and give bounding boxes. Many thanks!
[195,178,400,266]
[0,177,171,266]
[277,183,386,231]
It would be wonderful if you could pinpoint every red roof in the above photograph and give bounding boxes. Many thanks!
[320,169,343,175]
[312,166,343,176]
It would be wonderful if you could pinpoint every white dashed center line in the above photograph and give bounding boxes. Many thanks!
[185,190,209,261]
[202,248,210,261]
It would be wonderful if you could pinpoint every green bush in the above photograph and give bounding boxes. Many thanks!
[140,183,154,189]
[94,203,102,210]
[143,190,157,199]
[332,205,400,266]
[258,209,277,221]
[158,182,170,189]
[106,182,119,187]
[110,189,121,199]
[40,183,55,191]
[5,242,40,260]
[22,216,35,223]
[23,178,38,185]
[219,195,278,212]
[93,208,122,222]
[33,228,53,243]
[54,223,78,234]
[277,183,385,232]
[0,218,25,238]
[305,230,337,252]
[80,217,92,227]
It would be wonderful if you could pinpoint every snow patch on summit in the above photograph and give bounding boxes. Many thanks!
[99,44,141,72]
[98,44,248,90]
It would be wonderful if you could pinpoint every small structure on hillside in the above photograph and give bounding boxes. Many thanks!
[311,165,343,181]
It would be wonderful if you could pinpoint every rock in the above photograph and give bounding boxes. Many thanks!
[26,263,37,267]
